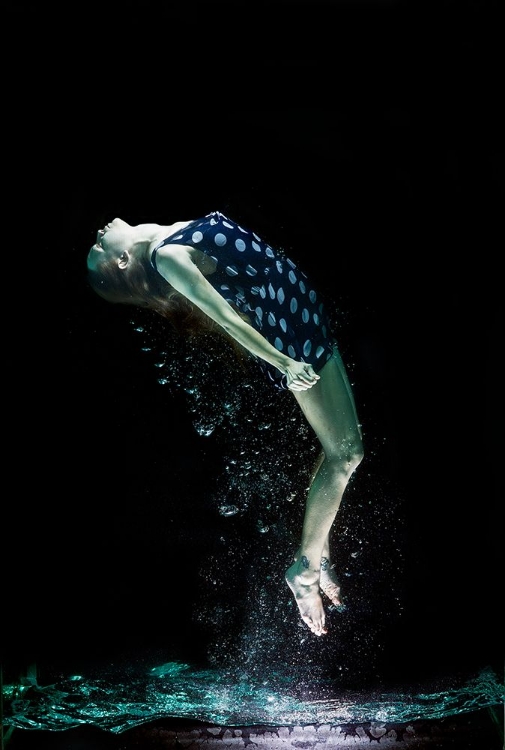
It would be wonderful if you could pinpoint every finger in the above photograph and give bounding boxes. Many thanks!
[298,372,320,385]
[293,375,313,385]
[288,379,314,392]
[302,368,320,382]
[287,382,304,391]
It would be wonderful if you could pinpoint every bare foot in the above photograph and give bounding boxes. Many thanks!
[319,556,343,608]
[285,557,328,636]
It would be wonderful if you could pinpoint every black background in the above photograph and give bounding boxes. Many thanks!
[3,0,503,709]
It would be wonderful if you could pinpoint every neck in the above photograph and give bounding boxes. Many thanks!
[134,223,166,244]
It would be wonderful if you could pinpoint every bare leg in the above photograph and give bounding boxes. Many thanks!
[285,350,363,635]
[320,538,343,608]
[304,454,343,607]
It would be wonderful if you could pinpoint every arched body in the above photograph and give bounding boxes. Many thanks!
[87,212,364,635]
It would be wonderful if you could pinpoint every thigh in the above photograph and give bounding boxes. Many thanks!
[293,349,363,457]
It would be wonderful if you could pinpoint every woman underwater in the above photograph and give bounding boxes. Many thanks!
[87,210,364,637]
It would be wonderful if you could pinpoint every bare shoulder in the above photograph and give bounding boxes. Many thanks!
[153,220,194,244]
[156,242,217,277]
[169,220,194,234]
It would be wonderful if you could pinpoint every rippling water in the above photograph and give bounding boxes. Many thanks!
[5,322,501,744]
[3,662,503,734]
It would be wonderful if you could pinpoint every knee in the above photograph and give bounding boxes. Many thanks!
[327,437,364,477]
[345,443,364,475]
[353,443,365,473]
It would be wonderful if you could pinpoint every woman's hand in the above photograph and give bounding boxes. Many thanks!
[284,360,321,391]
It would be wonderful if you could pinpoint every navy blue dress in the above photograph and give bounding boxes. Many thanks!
[151,211,336,390]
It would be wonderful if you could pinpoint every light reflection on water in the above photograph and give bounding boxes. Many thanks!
[6,320,501,743]
[3,662,503,734]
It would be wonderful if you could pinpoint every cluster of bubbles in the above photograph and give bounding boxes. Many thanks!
[128,311,407,684]
[130,312,316,518]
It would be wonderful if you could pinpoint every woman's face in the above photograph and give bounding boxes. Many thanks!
[87,218,134,272]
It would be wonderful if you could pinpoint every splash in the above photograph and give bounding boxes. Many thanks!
[125,312,407,678]
[3,663,503,734]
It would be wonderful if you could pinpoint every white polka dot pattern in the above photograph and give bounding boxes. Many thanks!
[152,211,336,389]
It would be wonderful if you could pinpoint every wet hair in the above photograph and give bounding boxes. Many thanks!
[87,248,252,362]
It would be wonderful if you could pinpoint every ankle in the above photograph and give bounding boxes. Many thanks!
[320,556,333,572]
[290,555,320,583]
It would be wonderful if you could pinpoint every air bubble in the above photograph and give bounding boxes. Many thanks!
[219,505,240,517]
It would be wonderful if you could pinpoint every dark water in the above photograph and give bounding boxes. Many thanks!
[3,318,503,742]
[3,662,503,733]
[3,5,503,748]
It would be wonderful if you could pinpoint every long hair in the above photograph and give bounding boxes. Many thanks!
[87,250,253,364]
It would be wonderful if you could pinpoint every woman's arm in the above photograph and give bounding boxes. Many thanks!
[154,245,320,391]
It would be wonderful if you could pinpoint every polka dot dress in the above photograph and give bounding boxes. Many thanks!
[151,211,336,390]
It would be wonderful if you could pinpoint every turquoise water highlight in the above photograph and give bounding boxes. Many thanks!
[3,662,503,734]
[4,316,501,745]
